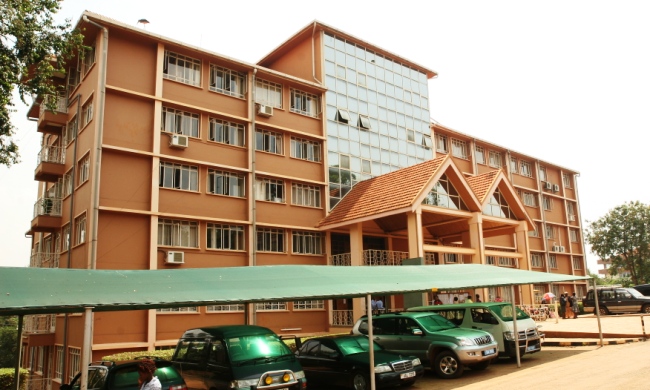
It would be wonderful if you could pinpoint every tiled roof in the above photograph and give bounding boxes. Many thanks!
[318,155,448,228]
[466,170,501,203]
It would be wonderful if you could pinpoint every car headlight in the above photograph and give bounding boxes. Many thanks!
[412,358,422,366]
[456,337,476,346]
[504,331,515,341]
[375,364,392,373]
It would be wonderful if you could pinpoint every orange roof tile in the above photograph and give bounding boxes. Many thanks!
[318,156,448,228]
[466,170,501,203]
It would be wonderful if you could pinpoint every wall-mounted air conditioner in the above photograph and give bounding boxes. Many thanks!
[559,246,565,252]
[165,251,185,264]
[170,134,189,149]
[257,104,273,117]
[552,245,561,252]
[544,182,552,190]
[552,184,560,192]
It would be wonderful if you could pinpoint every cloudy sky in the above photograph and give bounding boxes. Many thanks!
[2,0,649,272]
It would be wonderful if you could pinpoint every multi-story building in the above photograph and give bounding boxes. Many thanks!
[21,11,586,386]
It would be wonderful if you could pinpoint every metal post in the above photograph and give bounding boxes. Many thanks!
[367,294,376,390]
[80,307,93,390]
[13,315,23,390]
[511,285,521,368]
[593,279,604,346]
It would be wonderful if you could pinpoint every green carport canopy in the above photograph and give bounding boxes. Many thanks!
[0,264,590,315]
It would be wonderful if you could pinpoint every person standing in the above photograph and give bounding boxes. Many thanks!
[566,292,575,319]
[571,292,580,319]
[475,294,482,303]
[559,293,567,319]
[138,359,161,390]
[376,298,384,313]
[433,295,443,305]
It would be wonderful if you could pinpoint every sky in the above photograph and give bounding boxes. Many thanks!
[2,0,649,273]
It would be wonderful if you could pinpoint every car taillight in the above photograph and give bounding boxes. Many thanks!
[168,385,187,390]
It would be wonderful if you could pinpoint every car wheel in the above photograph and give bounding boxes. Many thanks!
[433,350,464,379]
[642,304,650,314]
[352,372,369,390]
[598,306,610,315]
[470,360,491,370]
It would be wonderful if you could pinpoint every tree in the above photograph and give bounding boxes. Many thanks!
[585,201,650,285]
[0,0,83,167]
[0,316,18,368]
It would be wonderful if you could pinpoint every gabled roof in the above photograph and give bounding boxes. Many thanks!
[318,156,449,229]
[466,170,501,204]
[468,170,534,227]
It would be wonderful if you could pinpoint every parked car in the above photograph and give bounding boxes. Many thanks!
[583,286,650,315]
[351,311,498,379]
[633,284,650,296]
[61,358,187,390]
[171,325,307,390]
[295,334,424,390]
[407,302,543,358]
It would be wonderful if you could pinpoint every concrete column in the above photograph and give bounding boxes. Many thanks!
[350,223,366,321]
[515,220,534,303]
[468,212,485,264]
[407,211,423,259]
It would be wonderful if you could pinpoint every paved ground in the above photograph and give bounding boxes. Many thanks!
[536,312,649,345]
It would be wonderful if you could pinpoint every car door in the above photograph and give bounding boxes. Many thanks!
[368,317,403,353]
[296,339,343,386]
[69,366,108,390]
[599,289,617,313]
[467,308,503,352]
[616,288,638,313]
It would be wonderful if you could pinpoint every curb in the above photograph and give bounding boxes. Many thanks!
[543,338,645,346]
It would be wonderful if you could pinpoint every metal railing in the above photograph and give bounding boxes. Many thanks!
[330,253,351,266]
[23,315,56,334]
[30,252,59,268]
[330,250,409,266]
[37,144,65,165]
[39,94,68,116]
[33,197,63,217]
[332,310,354,326]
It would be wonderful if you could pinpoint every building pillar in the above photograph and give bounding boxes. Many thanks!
[405,211,427,306]
[468,212,485,264]
[350,223,366,321]
[515,220,534,303]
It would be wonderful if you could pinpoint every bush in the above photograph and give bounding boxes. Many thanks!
[0,368,28,390]
[101,350,173,361]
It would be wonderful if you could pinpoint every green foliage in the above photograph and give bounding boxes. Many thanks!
[0,317,18,368]
[585,201,650,285]
[0,0,83,167]
[0,368,28,390]
[101,350,174,361]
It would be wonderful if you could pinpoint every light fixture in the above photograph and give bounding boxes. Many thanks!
[137,19,150,28]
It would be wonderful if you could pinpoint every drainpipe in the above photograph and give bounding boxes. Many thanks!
[251,68,258,325]
[311,22,322,85]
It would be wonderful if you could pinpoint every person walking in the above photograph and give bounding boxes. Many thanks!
[566,292,575,319]
[571,292,580,319]
[559,293,567,319]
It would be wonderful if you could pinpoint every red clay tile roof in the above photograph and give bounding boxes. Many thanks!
[318,155,448,228]
[466,170,501,203]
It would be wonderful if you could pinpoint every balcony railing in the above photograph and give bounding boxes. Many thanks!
[25,376,52,390]
[37,144,65,165]
[332,310,354,326]
[30,252,59,268]
[33,197,62,217]
[23,315,56,334]
[330,250,410,266]
[39,94,68,116]
[330,253,351,266]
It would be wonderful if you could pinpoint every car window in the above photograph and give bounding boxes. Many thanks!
[299,340,320,356]
[154,364,183,382]
[208,340,228,365]
[628,288,644,298]
[319,340,340,358]
[396,318,421,335]
[71,367,106,390]
[601,290,615,300]
[471,308,496,324]
[616,289,632,299]
[174,339,208,363]
[492,304,530,321]
[372,318,397,335]
[433,309,465,325]
[110,365,140,390]
[226,334,293,362]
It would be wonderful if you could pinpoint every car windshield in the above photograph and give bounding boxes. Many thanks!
[336,337,382,356]
[414,314,457,331]
[492,304,530,321]
[226,334,293,363]
[628,288,644,298]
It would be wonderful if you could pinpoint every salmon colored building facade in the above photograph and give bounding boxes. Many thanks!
[21,11,586,385]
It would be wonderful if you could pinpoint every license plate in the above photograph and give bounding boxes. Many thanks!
[527,345,538,351]
[483,348,496,356]
[400,371,416,379]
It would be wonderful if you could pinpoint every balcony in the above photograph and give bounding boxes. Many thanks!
[30,197,62,233]
[34,145,65,182]
[37,94,68,134]
[23,314,56,334]
[330,250,409,266]
[30,252,59,268]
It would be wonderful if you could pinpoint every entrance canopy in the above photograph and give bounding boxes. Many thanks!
[0,264,590,315]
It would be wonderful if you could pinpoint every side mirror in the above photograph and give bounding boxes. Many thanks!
[412,328,423,336]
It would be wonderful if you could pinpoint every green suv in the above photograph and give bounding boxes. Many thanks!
[352,311,498,379]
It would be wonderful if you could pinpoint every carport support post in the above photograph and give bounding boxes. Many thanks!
[511,286,521,368]
[366,293,376,390]
[13,315,23,390]
[593,279,604,346]
[81,307,93,390]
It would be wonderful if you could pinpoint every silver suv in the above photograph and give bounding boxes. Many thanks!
[352,311,498,379]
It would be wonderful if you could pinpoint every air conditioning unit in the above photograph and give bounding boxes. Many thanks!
[559,246,565,252]
[165,251,185,264]
[257,104,273,117]
[170,134,189,149]
[553,184,560,192]
[552,245,561,252]
[543,182,552,190]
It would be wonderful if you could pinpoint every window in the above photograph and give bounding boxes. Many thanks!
[435,134,448,153]
[545,224,557,239]
[548,255,558,269]
[68,347,81,382]
[256,227,285,252]
[207,224,245,251]
[67,65,80,97]
[520,161,532,177]
[531,253,544,268]
[543,196,553,211]
[422,174,469,210]
[563,173,572,188]
[567,202,576,221]
[291,183,321,208]
[54,346,63,380]
[451,139,468,159]
[207,304,244,312]
[207,169,245,197]
[81,98,93,128]
[444,253,459,264]
[336,109,350,123]
[293,300,325,310]
[572,257,583,270]
[290,89,319,117]
[159,162,198,191]
[510,157,518,173]
[77,155,90,185]
[475,146,485,164]
[291,137,321,162]
[209,65,245,98]
[486,256,496,265]
[528,222,540,237]
[209,118,245,146]
[64,116,78,145]
[488,151,502,168]
[292,230,323,255]
[81,45,96,76]
[162,107,199,137]
[255,79,282,108]
[498,257,515,267]
[483,188,515,219]
[62,225,70,252]
[157,307,198,313]
[256,178,284,202]
[255,301,287,311]
[358,115,371,129]
[63,171,73,196]
[74,213,86,246]
[255,129,283,154]
[163,51,201,86]
[539,166,547,181]
[361,159,371,174]
[522,192,537,207]
[157,219,199,248]
[421,134,432,149]
[570,229,579,242]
